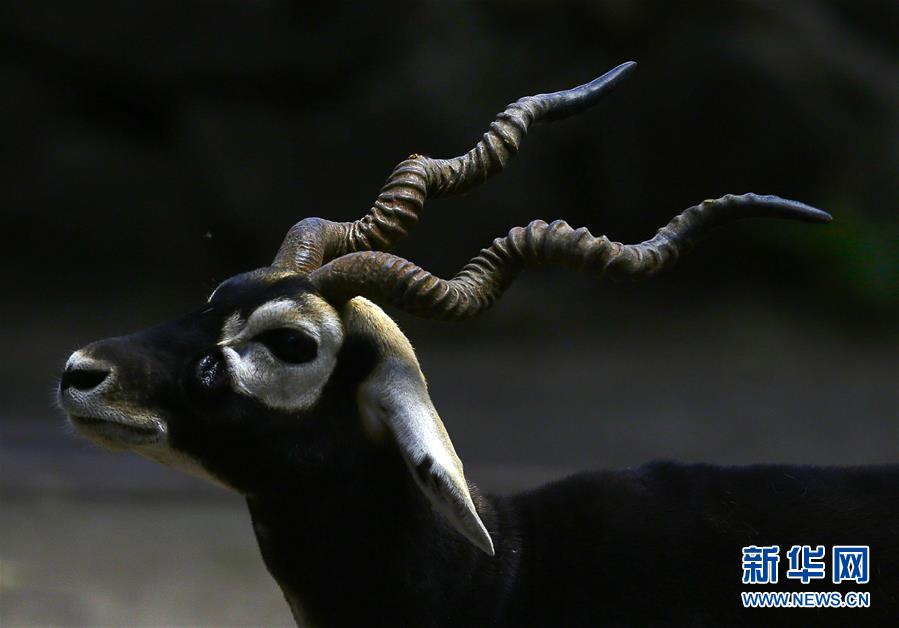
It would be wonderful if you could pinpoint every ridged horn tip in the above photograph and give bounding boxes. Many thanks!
[739,194,832,224]
[538,61,637,122]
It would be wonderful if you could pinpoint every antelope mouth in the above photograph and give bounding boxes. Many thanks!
[69,414,163,446]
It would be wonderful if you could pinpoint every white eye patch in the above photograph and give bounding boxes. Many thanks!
[219,296,344,411]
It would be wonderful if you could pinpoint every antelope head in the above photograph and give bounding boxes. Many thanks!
[57,62,829,555]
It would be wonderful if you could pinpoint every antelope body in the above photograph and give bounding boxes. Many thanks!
[58,62,898,626]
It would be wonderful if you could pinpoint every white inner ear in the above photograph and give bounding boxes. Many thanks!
[220,295,344,411]
[347,298,494,556]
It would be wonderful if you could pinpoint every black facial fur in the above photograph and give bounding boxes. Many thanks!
[72,268,370,494]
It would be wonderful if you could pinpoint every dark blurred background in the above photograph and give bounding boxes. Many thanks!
[1,1,897,626]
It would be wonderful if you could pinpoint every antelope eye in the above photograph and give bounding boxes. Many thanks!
[253,328,318,364]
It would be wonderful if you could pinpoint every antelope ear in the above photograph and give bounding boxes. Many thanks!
[357,357,494,556]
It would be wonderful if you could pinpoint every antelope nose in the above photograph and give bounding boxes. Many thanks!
[60,355,112,392]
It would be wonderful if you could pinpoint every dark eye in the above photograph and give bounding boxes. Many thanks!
[253,328,318,364]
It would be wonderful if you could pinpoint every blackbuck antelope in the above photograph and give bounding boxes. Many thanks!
[59,62,898,626]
